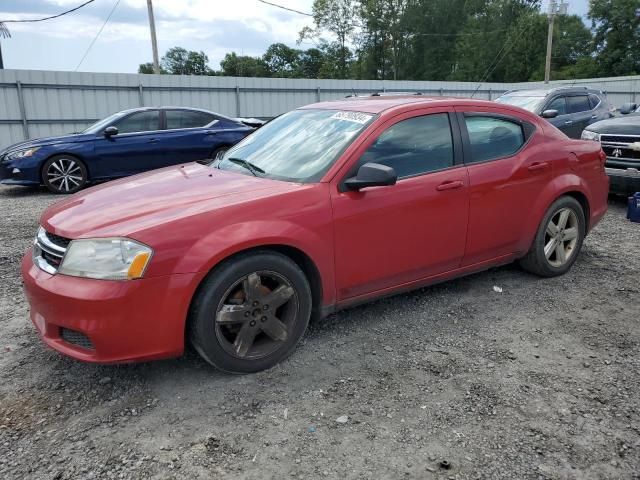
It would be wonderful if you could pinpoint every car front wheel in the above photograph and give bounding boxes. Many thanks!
[42,155,88,194]
[189,251,312,373]
[519,196,586,277]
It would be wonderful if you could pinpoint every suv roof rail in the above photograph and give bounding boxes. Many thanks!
[553,85,589,91]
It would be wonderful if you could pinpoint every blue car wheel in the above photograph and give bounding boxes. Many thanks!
[42,155,88,194]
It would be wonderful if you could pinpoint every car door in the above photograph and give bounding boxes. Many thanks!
[542,95,573,136]
[93,110,164,178]
[159,109,221,165]
[565,94,594,138]
[330,109,469,301]
[454,108,553,266]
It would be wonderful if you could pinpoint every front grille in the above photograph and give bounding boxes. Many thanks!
[33,228,70,274]
[60,328,94,350]
[601,134,640,145]
[45,232,71,249]
[602,145,640,161]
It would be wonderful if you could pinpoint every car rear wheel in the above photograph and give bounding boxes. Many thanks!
[519,196,586,277]
[42,155,88,194]
[189,251,312,373]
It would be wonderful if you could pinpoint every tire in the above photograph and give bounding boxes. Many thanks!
[42,155,88,194]
[189,251,312,374]
[519,196,586,277]
[210,146,229,161]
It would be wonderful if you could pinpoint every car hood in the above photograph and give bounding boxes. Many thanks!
[1,133,94,154]
[41,163,304,239]
[585,114,640,135]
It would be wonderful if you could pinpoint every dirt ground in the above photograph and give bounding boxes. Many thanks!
[0,185,638,480]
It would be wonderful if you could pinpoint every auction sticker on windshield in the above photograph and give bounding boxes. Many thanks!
[330,111,373,124]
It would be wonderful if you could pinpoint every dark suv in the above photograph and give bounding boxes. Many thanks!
[495,86,612,138]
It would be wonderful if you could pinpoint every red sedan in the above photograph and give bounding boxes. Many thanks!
[22,96,609,373]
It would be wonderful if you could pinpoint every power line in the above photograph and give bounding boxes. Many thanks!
[0,0,96,23]
[257,0,313,17]
[75,0,121,71]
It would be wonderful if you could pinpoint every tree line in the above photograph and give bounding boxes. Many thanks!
[139,0,640,82]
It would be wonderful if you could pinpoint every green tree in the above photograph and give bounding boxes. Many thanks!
[263,43,302,77]
[137,62,167,74]
[300,0,357,78]
[219,52,269,77]
[589,0,640,76]
[161,47,213,75]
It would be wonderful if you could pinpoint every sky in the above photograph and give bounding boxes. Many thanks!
[0,0,590,74]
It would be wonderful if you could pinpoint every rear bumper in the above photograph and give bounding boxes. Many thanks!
[21,250,205,363]
[606,167,640,194]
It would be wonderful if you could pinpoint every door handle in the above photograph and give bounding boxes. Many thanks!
[591,115,598,119]
[564,120,573,125]
[528,162,549,172]
[148,138,159,144]
[436,180,464,191]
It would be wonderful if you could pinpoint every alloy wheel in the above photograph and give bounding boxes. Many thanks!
[214,271,298,360]
[544,207,579,267]
[46,158,84,193]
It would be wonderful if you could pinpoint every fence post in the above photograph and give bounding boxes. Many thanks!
[138,84,144,107]
[316,87,321,102]
[235,86,241,117]
[16,80,29,140]
[488,88,492,100]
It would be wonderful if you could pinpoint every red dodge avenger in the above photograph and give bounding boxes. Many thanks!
[22,96,609,373]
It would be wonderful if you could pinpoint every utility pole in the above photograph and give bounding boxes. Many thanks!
[544,0,568,83]
[146,0,160,74]
[0,22,11,70]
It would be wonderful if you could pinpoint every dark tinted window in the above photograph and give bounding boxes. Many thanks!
[464,115,525,163]
[546,96,567,115]
[115,111,160,134]
[566,95,591,113]
[358,114,454,179]
[165,110,215,129]
[588,94,601,109]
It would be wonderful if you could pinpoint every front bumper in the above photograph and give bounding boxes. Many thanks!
[0,159,41,186]
[21,250,206,363]
[605,167,640,194]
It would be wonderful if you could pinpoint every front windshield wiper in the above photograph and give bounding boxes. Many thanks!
[226,157,265,177]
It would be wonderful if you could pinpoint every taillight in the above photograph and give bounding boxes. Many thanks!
[598,149,607,170]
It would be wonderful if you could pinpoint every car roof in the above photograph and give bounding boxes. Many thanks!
[115,106,241,124]
[299,96,506,115]
[502,86,600,97]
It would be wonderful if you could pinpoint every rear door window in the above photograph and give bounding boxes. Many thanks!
[165,110,216,129]
[588,94,601,109]
[463,115,525,164]
[566,95,591,113]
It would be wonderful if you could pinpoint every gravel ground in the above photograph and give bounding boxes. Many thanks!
[0,185,638,480]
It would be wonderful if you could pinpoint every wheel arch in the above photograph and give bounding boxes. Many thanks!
[40,152,90,183]
[184,243,325,347]
[519,175,592,256]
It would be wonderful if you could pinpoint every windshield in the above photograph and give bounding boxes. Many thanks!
[217,109,374,182]
[495,94,545,113]
[82,111,128,134]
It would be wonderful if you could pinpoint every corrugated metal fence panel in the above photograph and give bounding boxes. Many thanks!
[1,69,639,149]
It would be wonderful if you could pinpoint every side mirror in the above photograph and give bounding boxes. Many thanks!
[541,109,558,119]
[104,126,119,137]
[619,103,637,115]
[344,162,397,191]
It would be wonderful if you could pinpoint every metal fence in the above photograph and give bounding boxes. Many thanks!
[1,68,639,149]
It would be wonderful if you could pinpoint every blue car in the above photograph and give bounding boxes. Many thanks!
[0,107,255,193]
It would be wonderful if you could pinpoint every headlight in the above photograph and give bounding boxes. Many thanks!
[581,130,600,142]
[6,147,41,160]
[58,238,153,280]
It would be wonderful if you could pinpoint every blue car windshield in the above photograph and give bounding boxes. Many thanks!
[217,109,375,183]
[82,112,128,134]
